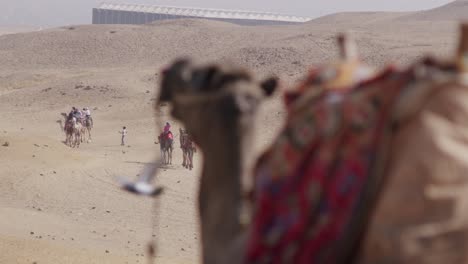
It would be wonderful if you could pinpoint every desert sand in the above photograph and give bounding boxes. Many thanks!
[0,1,467,263]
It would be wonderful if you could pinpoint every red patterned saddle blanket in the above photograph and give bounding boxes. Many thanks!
[245,62,416,263]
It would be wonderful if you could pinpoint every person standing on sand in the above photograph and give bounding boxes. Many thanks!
[119,126,127,146]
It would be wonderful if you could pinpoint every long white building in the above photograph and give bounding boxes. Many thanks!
[92,2,312,26]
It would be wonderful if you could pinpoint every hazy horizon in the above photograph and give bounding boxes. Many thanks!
[0,0,454,27]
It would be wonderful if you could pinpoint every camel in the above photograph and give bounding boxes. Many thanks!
[158,58,278,264]
[156,23,468,264]
[78,120,87,143]
[60,113,70,144]
[61,113,85,147]
[62,116,82,148]
[179,128,196,170]
[71,118,83,148]
[358,23,468,264]
[158,132,173,165]
[64,119,74,146]
[61,113,75,147]
[81,117,93,143]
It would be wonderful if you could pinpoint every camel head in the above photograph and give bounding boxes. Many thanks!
[158,58,278,148]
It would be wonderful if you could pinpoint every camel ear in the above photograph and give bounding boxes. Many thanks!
[260,77,278,97]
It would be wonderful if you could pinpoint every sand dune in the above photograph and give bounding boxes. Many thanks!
[0,2,466,262]
[400,0,468,21]
[308,11,408,26]
[308,0,468,25]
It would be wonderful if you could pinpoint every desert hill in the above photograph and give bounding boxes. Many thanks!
[308,11,408,26]
[401,0,468,21]
[307,0,468,25]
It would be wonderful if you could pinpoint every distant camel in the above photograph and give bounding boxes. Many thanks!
[158,132,173,165]
[61,113,75,147]
[81,116,93,143]
[180,128,196,170]
[64,120,74,146]
[71,118,83,148]
[76,118,90,143]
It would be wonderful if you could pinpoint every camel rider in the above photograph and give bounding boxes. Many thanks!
[163,122,173,141]
[66,107,78,123]
[164,122,171,133]
[83,107,91,117]
[67,111,74,122]
[69,107,76,117]
[71,107,80,119]
[83,107,93,126]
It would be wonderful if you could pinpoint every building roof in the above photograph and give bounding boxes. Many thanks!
[96,2,312,23]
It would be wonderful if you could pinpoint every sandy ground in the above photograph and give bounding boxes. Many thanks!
[0,1,467,263]
[0,67,202,264]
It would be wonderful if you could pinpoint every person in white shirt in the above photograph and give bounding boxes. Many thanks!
[83,107,93,127]
[119,126,127,146]
[83,107,91,117]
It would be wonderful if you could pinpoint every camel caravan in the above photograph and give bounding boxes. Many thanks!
[144,22,468,264]
[61,107,93,148]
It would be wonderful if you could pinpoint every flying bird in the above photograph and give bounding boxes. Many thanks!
[116,160,164,197]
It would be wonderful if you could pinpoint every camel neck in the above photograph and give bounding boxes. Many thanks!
[198,125,253,263]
